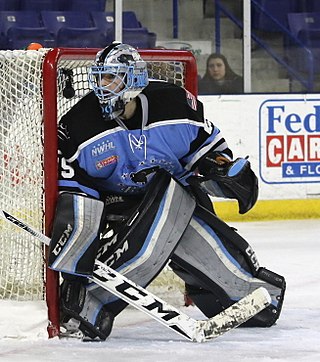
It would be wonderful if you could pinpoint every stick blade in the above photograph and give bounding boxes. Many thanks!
[193,287,272,342]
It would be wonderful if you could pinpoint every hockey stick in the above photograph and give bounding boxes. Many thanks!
[0,209,271,342]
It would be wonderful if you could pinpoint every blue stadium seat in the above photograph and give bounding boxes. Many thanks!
[252,0,298,32]
[90,11,115,44]
[287,12,320,39]
[123,28,156,48]
[0,11,55,49]
[20,0,59,11]
[286,12,320,73]
[41,10,106,47]
[0,0,20,11]
[41,11,94,34]
[122,11,157,48]
[6,26,55,49]
[91,11,157,48]
[123,11,142,28]
[56,27,106,48]
[91,11,144,36]
[0,11,41,35]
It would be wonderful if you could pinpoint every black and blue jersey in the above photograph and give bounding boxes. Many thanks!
[57,80,230,199]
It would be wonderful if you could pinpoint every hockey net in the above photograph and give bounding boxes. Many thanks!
[0,48,198,337]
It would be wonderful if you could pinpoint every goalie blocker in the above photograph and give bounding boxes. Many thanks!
[48,170,285,341]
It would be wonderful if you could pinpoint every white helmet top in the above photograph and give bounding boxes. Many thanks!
[88,42,149,120]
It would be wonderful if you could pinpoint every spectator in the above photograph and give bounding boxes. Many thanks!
[198,53,243,95]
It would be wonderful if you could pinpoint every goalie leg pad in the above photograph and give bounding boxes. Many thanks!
[60,170,196,339]
[171,212,285,327]
[91,171,196,309]
[246,267,286,327]
[48,193,104,276]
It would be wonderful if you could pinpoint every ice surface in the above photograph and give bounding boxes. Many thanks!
[0,220,319,361]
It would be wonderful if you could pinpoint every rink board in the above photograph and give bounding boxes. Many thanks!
[199,93,320,222]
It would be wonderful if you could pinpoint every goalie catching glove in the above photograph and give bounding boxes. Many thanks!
[189,153,258,214]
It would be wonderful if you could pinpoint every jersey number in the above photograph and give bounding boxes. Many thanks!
[59,155,75,179]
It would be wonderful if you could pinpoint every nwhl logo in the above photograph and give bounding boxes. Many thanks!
[259,98,320,184]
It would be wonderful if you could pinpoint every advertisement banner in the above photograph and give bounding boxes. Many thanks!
[259,98,320,184]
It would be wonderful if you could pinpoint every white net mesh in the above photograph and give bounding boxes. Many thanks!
[0,50,46,300]
[0,48,193,306]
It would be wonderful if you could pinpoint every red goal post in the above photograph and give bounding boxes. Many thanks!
[0,47,198,338]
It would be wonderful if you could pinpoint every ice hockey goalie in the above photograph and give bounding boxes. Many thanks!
[47,42,286,341]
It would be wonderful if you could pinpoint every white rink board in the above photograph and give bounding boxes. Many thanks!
[199,94,320,201]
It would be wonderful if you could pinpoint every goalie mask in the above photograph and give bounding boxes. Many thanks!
[88,42,149,120]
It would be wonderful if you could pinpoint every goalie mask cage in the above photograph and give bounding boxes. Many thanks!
[0,47,198,338]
